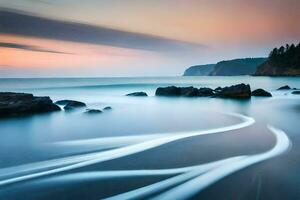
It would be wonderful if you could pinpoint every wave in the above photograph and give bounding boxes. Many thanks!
[106,126,291,200]
[0,113,254,187]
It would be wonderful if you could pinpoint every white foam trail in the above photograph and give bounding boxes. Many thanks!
[103,157,245,200]
[42,157,243,183]
[51,134,170,148]
[0,135,171,179]
[0,113,254,186]
[153,125,291,200]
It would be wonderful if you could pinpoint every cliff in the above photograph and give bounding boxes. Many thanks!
[254,43,300,76]
[183,64,215,76]
[183,58,266,76]
[210,58,266,76]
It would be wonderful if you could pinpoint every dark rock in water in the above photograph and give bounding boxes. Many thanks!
[126,92,148,97]
[277,85,291,90]
[55,100,86,106]
[198,87,214,96]
[85,109,102,114]
[56,100,86,111]
[292,91,300,95]
[103,106,112,110]
[251,89,272,97]
[180,87,200,97]
[214,87,222,92]
[214,84,251,98]
[156,84,251,98]
[0,92,60,117]
[156,86,181,96]
[156,86,214,97]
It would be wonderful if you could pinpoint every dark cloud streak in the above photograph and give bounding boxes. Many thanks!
[0,9,206,52]
[0,42,71,54]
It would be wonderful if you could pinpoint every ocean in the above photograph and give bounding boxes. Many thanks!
[0,76,299,199]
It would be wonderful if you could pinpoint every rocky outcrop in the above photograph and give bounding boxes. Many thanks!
[277,85,291,90]
[251,89,272,97]
[210,58,266,76]
[213,84,251,98]
[255,61,300,76]
[180,87,200,97]
[183,58,266,76]
[292,91,300,95]
[156,86,181,96]
[156,84,251,99]
[55,100,86,110]
[0,92,60,117]
[254,43,300,76]
[126,92,148,97]
[198,88,214,96]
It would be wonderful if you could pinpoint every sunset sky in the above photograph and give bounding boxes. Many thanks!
[0,0,299,77]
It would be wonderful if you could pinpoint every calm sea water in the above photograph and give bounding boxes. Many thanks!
[0,76,299,199]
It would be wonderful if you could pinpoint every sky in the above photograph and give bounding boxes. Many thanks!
[0,0,299,77]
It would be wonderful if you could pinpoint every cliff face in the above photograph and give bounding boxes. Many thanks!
[254,43,300,76]
[210,58,266,76]
[183,64,215,76]
[255,62,300,76]
[183,58,266,76]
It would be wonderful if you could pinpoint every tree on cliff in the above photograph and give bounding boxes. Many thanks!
[254,42,300,75]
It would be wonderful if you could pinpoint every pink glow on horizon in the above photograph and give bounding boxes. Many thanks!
[0,34,152,69]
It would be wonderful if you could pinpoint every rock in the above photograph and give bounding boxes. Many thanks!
[277,85,291,90]
[198,87,214,96]
[155,84,251,98]
[155,86,181,96]
[126,92,148,97]
[292,91,300,95]
[180,87,200,97]
[0,92,60,117]
[103,106,112,110]
[55,100,86,111]
[155,86,210,97]
[251,89,272,97]
[85,109,102,114]
[214,84,251,98]
[55,100,86,106]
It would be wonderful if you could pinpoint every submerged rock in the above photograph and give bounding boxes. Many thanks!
[277,85,291,90]
[251,89,272,97]
[214,84,251,98]
[292,91,300,95]
[85,109,102,114]
[103,106,112,110]
[0,92,60,117]
[126,92,148,96]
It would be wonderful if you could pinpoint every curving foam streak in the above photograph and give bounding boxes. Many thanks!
[40,157,244,183]
[103,157,245,200]
[153,125,291,200]
[0,113,254,187]
[0,134,171,179]
[51,134,171,148]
